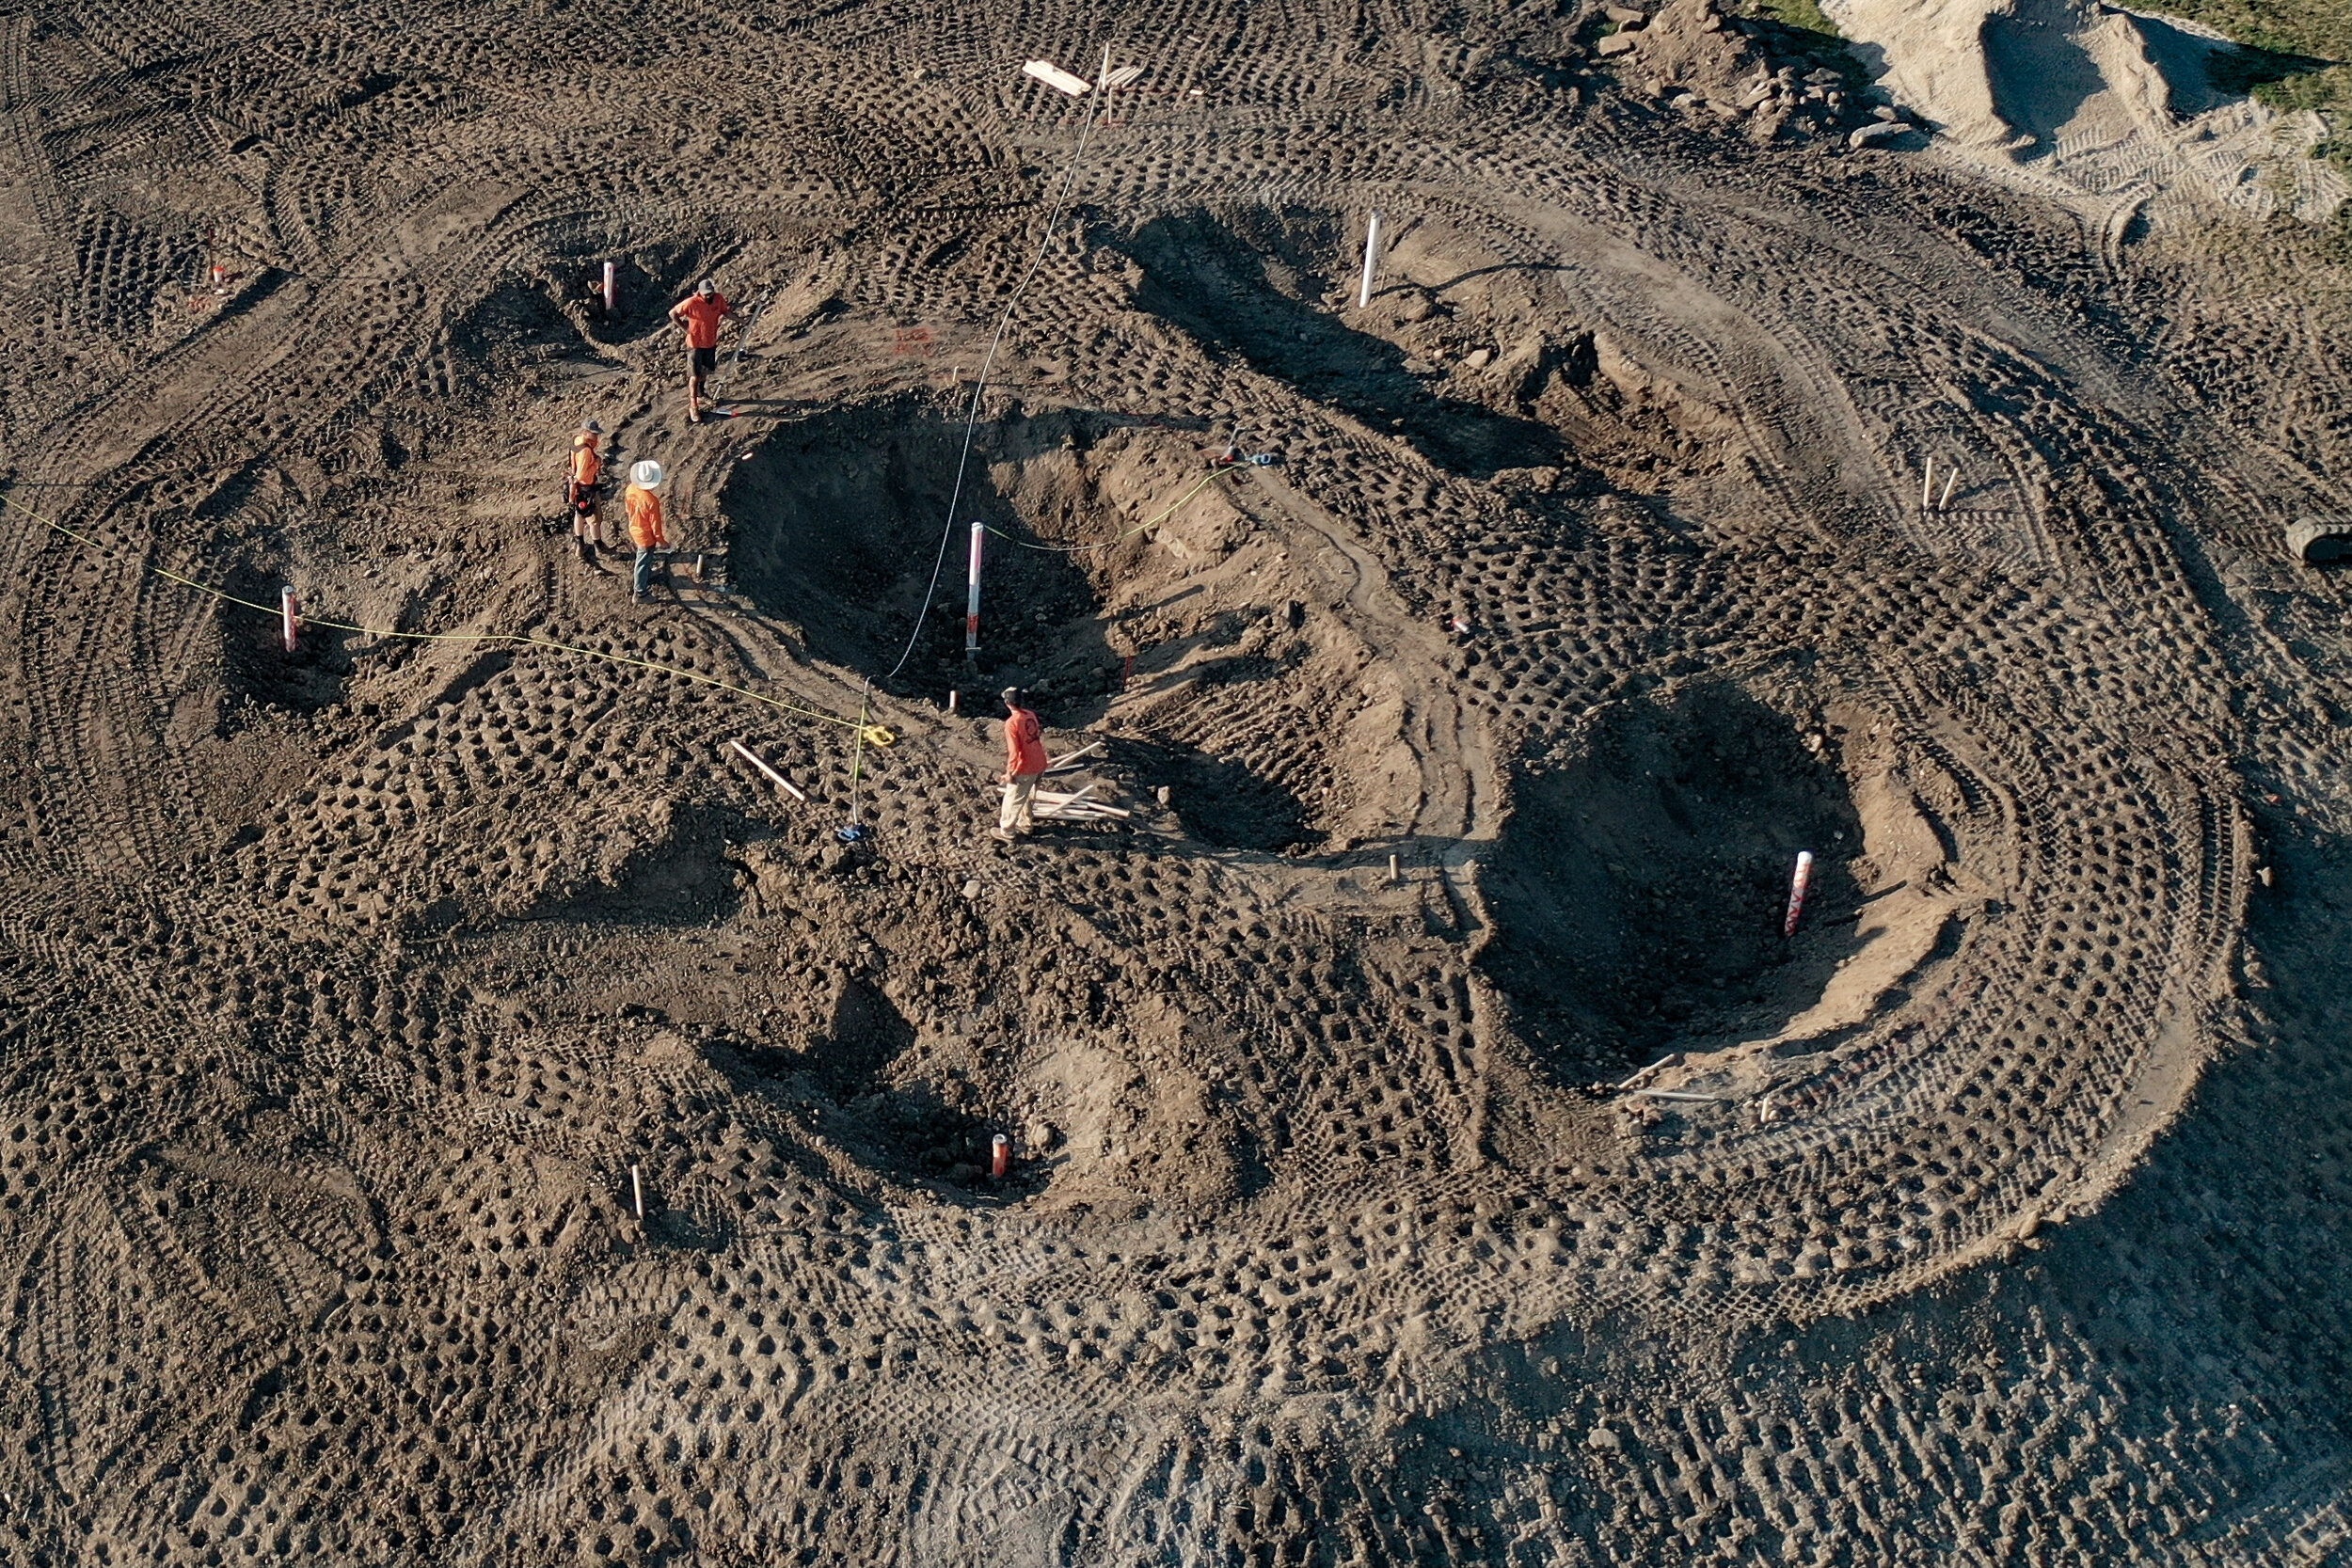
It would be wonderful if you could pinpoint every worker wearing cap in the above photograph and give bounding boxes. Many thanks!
[667,279,733,423]
[994,686,1050,842]
[567,420,605,565]
[624,459,667,602]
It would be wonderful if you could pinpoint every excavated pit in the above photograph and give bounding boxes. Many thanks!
[722,396,1117,700]
[1483,683,1867,1083]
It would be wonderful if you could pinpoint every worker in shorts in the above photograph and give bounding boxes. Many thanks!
[566,419,605,565]
[993,687,1050,843]
[668,278,733,422]
[623,459,668,602]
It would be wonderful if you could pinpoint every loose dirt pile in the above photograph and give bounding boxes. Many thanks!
[2,0,2351,1563]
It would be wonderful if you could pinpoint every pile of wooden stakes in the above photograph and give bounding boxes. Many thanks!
[1001,741,1132,823]
[1025,781,1131,823]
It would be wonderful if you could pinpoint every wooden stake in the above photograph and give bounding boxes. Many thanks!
[629,1164,644,1220]
[280,585,299,654]
[1939,469,1958,512]
[1389,853,1401,884]
[1920,457,1934,512]
[1041,741,1105,776]
[1358,212,1382,309]
[729,738,807,800]
[990,1133,1009,1179]
[603,261,616,316]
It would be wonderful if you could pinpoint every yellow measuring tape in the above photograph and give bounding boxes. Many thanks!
[0,486,897,745]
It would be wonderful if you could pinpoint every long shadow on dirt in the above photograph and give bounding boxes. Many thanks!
[1111,209,1565,479]
[527,803,752,927]
[1106,735,1312,851]
[217,562,354,730]
[715,975,1035,1197]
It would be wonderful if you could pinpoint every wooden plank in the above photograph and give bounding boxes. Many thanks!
[1023,59,1090,95]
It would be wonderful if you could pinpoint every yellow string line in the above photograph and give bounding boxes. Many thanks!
[0,486,883,736]
[989,467,1232,553]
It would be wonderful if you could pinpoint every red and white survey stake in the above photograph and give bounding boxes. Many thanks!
[964,520,983,660]
[1783,849,1815,937]
[990,1133,1009,1179]
[280,584,300,654]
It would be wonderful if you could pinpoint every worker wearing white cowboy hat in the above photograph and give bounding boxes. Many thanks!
[623,459,668,601]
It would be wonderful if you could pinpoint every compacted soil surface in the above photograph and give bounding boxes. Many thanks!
[2,0,2351,1562]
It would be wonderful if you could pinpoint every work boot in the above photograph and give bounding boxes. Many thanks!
[576,536,595,565]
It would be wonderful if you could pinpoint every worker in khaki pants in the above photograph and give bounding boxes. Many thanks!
[993,686,1049,842]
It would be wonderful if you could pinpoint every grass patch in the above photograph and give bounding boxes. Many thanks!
[1726,0,1867,87]
[1749,0,1838,36]
[2153,0,2350,170]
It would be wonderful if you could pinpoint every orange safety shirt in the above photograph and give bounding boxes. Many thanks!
[571,436,601,485]
[672,293,731,349]
[624,483,666,549]
[1003,705,1048,778]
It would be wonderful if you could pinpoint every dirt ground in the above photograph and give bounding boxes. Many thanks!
[3,0,2352,1562]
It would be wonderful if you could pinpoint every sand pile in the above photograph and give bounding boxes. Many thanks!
[1829,0,2350,216]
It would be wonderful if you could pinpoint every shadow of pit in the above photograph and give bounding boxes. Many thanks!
[1480,682,1867,1085]
[721,394,1136,704]
[216,562,355,733]
[1104,734,1312,852]
[1106,206,1566,480]
[720,974,1043,1198]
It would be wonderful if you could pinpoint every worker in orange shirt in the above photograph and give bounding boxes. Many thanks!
[624,459,667,602]
[667,278,733,422]
[566,419,605,565]
[994,686,1050,842]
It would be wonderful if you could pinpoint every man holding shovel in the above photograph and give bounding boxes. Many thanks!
[993,687,1050,843]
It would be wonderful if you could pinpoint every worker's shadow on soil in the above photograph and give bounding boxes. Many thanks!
[1112,212,1565,479]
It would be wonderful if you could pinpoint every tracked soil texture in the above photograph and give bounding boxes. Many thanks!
[3,0,2352,1561]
